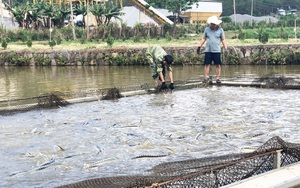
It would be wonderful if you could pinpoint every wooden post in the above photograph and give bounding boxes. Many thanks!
[273,150,282,169]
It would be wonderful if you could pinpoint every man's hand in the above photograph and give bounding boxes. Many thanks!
[169,83,174,90]
[160,82,168,90]
[197,47,201,55]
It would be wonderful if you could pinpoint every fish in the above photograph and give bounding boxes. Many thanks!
[83,158,116,169]
[132,154,168,159]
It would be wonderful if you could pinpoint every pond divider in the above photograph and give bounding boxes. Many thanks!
[0,76,299,115]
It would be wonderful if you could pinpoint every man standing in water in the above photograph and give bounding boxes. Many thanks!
[146,46,174,90]
[197,15,228,84]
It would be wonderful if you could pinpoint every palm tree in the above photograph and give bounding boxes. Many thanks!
[103,2,123,26]
[74,1,87,26]
[90,2,106,25]
[90,1,123,26]
[28,3,46,29]
[4,3,27,28]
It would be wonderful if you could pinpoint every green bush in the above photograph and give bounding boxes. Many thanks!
[133,34,141,42]
[55,54,68,66]
[27,38,32,48]
[56,36,62,45]
[244,30,257,39]
[11,56,31,66]
[238,27,245,40]
[49,40,56,49]
[34,54,51,66]
[1,38,8,49]
[106,35,114,47]
[258,27,269,44]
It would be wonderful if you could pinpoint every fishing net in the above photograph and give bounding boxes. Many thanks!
[0,75,300,115]
[56,136,300,188]
[0,87,131,115]
[251,74,300,89]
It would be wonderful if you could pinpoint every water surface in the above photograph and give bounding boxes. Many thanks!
[1,65,300,100]
[0,65,300,188]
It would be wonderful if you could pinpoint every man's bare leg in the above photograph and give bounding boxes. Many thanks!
[216,65,221,80]
[204,64,210,79]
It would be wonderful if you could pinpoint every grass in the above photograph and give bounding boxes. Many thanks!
[2,34,300,52]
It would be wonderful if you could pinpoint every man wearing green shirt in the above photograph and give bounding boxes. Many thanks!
[146,46,174,90]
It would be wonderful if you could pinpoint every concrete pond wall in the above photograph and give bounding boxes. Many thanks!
[0,44,300,66]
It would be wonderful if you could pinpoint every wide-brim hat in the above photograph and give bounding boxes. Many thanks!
[207,16,222,25]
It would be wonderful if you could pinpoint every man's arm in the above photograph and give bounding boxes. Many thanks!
[221,37,227,49]
[158,72,165,82]
[199,36,206,47]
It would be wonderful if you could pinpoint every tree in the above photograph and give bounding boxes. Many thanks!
[4,2,29,28]
[90,1,123,26]
[103,1,123,26]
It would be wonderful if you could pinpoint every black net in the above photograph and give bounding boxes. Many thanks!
[0,86,141,115]
[56,136,300,188]
[1,76,299,115]
[251,74,300,89]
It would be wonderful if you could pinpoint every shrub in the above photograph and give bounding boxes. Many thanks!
[258,27,269,44]
[106,35,114,47]
[11,56,31,66]
[49,40,56,49]
[133,34,141,42]
[238,27,245,40]
[27,38,32,48]
[56,36,62,45]
[34,54,51,66]
[1,38,8,49]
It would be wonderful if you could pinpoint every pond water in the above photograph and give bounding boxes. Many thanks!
[1,65,300,100]
[0,65,300,188]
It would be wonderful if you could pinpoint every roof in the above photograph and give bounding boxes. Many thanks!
[116,6,174,27]
[129,0,173,25]
[229,14,278,23]
[183,2,222,13]
[119,6,158,27]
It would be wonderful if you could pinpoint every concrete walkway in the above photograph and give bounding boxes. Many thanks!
[222,162,300,188]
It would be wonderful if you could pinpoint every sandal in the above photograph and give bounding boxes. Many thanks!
[216,79,221,84]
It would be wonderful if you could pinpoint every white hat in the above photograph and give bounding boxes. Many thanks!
[207,16,222,25]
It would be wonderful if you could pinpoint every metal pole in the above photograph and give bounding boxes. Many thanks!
[49,17,52,42]
[86,0,89,39]
[251,0,253,27]
[233,0,236,25]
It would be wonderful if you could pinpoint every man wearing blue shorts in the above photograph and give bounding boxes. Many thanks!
[197,16,228,84]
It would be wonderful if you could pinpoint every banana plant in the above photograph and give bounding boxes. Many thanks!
[103,2,123,26]
[90,2,105,25]
[4,2,28,28]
